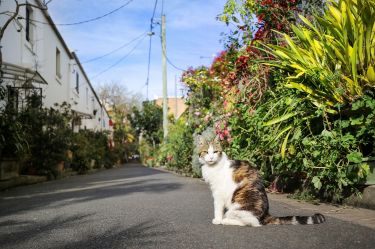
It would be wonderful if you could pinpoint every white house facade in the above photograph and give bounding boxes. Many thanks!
[0,0,111,132]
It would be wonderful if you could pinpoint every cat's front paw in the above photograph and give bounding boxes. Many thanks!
[212,218,222,225]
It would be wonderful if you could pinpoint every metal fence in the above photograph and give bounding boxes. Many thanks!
[7,86,43,112]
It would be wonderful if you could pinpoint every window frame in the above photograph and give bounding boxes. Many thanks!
[75,72,79,93]
[56,48,61,79]
[25,4,33,42]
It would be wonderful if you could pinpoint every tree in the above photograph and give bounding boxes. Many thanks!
[128,101,163,147]
[97,81,141,158]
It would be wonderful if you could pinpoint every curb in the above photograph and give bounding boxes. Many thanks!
[344,185,375,210]
[268,193,375,229]
[151,165,375,229]
[0,166,122,191]
[152,165,375,207]
[0,175,47,191]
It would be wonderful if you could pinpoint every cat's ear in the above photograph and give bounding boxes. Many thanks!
[197,135,206,146]
[213,135,223,151]
[213,135,221,143]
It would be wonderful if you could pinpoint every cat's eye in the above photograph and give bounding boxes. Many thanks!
[214,151,219,153]
[200,151,208,156]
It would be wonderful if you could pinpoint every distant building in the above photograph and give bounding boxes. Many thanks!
[0,0,111,132]
[154,97,187,119]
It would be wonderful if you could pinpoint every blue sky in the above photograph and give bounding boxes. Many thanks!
[47,0,229,100]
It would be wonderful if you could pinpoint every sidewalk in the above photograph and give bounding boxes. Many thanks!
[268,192,375,229]
[344,185,375,210]
[0,167,109,191]
[156,166,375,229]
[0,175,47,191]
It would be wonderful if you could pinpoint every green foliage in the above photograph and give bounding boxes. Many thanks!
[227,90,375,202]
[0,85,116,177]
[158,117,196,176]
[156,0,375,203]
[263,0,375,110]
[0,86,28,159]
[218,0,316,46]
[70,130,112,173]
[129,101,163,146]
[138,139,157,167]
[18,102,73,178]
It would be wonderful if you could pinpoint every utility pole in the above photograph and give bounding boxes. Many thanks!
[161,14,168,138]
[175,75,178,119]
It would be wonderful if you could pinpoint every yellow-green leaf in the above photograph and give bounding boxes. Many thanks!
[329,5,342,25]
[263,112,298,126]
[367,65,375,83]
[281,129,292,159]
[272,125,293,142]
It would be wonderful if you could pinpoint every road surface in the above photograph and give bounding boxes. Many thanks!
[0,163,374,249]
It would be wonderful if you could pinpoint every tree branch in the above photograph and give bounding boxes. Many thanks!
[18,3,47,10]
[0,1,20,41]
[0,0,48,80]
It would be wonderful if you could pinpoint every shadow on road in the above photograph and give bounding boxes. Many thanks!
[0,213,172,249]
[0,214,92,247]
[0,164,182,217]
[54,221,174,249]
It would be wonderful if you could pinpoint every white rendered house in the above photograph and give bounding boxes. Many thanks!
[0,0,111,132]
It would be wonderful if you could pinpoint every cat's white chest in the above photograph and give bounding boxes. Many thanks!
[202,162,237,206]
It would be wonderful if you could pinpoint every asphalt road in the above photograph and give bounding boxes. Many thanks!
[0,163,374,249]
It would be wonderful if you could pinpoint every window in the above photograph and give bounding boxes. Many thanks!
[25,5,32,42]
[86,87,89,105]
[75,72,79,93]
[56,48,61,78]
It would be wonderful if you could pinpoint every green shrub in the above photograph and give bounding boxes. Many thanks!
[164,117,194,175]
[71,130,112,173]
[139,139,157,167]
[227,90,374,202]
[18,102,72,178]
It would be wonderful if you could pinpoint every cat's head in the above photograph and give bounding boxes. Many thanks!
[197,135,223,165]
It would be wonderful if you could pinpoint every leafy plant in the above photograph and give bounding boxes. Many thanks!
[262,0,375,110]
[158,116,195,175]
[71,130,111,173]
[128,101,163,147]
[0,86,28,159]
[19,102,73,178]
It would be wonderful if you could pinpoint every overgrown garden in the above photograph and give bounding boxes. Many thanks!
[143,0,375,203]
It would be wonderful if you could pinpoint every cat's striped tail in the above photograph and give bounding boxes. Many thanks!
[263,213,326,225]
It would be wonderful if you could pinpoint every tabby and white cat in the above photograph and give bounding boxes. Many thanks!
[198,136,326,227]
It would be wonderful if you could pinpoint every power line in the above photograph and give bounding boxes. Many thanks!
[151,0,159,23]
[166,55,185,71]
[145,35,152,100]
[82,31,148,64]
[158,2,184,72]
[158,33,185,71]
[145,0,159,100]
[20,0,134,26]
[91,35,147,79]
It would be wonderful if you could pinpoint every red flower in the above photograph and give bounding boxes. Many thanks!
[257,13,265,21]
[260,0,273,6]
[235,55,249,69]
[254,28,265,40]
